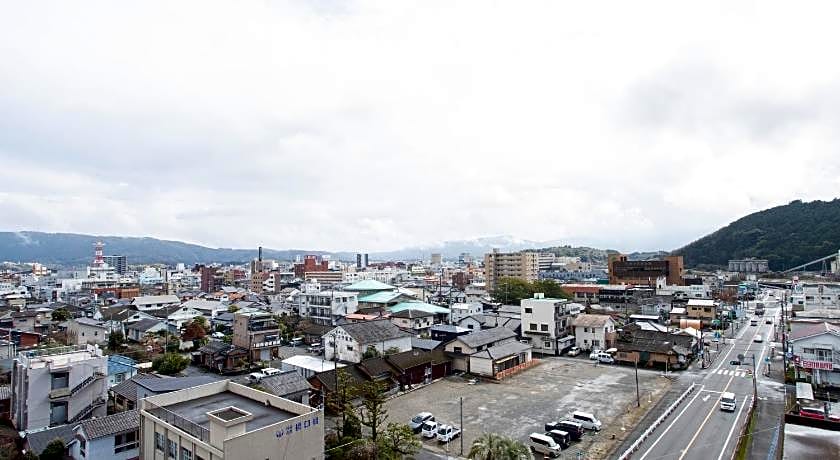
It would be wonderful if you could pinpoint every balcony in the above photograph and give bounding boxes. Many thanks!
[248,323,280,332]
[253,339,284,348]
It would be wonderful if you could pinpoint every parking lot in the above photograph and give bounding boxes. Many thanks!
[385,357,673,459]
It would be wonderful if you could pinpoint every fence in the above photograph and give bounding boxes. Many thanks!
[616,383,697,460]
[145,401,210,442]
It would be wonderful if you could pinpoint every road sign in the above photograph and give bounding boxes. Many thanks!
[765,357,770,363]
[738,354,745,361]
[786,352,793,359]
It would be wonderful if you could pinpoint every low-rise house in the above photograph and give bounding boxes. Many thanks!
[613,323,694,370]
[22,424,76,458]
[411,337,443,351]
[520,295,578,355]
[356,291,415,310]
[131,294,180,312]
[68,409,140,460]
[107,354,137,387]
[790,322,840,386]
[195,341,249,374]
[181,298,228,319]
[685,299,717,327]
[443,327,533,378]
[151,305,204,330]
[125,318,167,342]
[110,374,161,412]
[572,314,616,351]
[387,349,451,388]
[390,309,436,335]
[429,324,470,343]
[140,380,324,460]
[449,302,483,323]
[255,370,313,405]
[281,355,345,380]
[324,320,413,363]
[457,313,521,334]
[67,317,110,345]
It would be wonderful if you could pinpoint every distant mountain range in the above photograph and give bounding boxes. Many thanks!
[673,199,840,271]
[0,232,634,267]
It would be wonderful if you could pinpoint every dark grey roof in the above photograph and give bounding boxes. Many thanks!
[110,374,162,402]
[390,309,435,319]
[80,410,139,439]
[198,341,231,354]
[24,425,75,455]
[456,327,516,348]
[126,318,163,332]
[135,375,218,393]
[258,371,312,397]
[333,320,412,344]
[0,384,10,400]
[411,337,443,350]
[430,324,469,333]
[471,341,531,360]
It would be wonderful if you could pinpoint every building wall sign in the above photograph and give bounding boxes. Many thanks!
[798,359,833,370]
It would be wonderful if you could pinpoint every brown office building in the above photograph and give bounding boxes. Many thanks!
[608,254,684,286]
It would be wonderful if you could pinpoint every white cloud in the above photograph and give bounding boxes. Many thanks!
[1,1,839,252]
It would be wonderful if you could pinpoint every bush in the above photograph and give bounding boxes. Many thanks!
[152,353,190,375]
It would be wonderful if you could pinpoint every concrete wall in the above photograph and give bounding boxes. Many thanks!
[224,409,323,460]
[469,356,493,376]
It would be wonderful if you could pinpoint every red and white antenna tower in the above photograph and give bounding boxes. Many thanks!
[93,241,105,267]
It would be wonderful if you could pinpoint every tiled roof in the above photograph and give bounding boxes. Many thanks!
[390,309,435,319]
[790,322,840,341]
[110,374,161,402]
[259,371,312,397]
[456,327,516,348]
[572,314,613,328]
[387,349,450,371]
[332,320,412,344]
[411,337,443,351]
[80,410,139,439]
[358,291,407,304]
[132,295,180,305]
[135,375,218,393]
[0,384,10,400]
[126,318,163,332]
[471,341,531,360]
[24,425,75,455]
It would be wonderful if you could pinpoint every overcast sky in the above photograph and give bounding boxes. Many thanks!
[2,1,839,253]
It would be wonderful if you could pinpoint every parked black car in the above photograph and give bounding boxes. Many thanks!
[545,420,585,441]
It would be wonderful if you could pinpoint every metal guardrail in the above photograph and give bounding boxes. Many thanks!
[145,401,210,443]
[616,383,698,460]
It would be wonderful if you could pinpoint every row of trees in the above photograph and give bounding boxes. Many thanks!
[491,278,572,305]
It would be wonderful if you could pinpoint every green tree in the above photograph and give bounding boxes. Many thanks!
[531,279,572,300]
[383,346,402,356]
[358,380,388,442]
[378,422,421,459]
[227,305,240,313]
[468,433,532,460]
[326,369,359,438]
[107,331,126,352]
[152,352,190,375]
[39,439,66,460]
[362,345,381,360]
[50,308,71,322]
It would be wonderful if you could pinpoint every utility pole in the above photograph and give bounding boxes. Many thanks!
[752,354,758,397]
[635,358,640,407]
[460,396,464,455]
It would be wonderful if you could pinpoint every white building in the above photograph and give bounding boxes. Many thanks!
[12,344,109,431]
[67,318,110,345]
[571,314,616,351]
[295,289,359,326]
[323,320,412,363]
[131,295,180,312]
[449,302,484,324]
[520,294,579,355]
[69,409,140,460]
[791,322,840,386]
[655,276,712,299]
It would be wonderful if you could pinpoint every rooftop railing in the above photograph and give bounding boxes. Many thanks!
[145,401,210,443]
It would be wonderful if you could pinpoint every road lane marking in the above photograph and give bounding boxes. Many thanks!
[716,394,750,460]
[638,385,706,460]
[677,375,736,460]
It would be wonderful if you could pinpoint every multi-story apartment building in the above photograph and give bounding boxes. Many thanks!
[103,255,128,275]
[608,254,684,287]
[140,380,323,460]
[295,289,359,326]
[727,258,769,273]
[484,249,539,291]
[520,294,580,355]
[232,312,283,362]
[12,344,108,431]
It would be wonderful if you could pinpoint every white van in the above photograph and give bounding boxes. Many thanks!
[572,411,602,431]
[248,372,265,383]
[261,367,281,377]
[528,433,561,458]
[720,392,736,412]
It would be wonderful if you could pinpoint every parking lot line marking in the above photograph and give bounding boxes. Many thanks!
[638,385,705,460]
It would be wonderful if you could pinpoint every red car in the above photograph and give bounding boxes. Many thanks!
[799,406,840,421]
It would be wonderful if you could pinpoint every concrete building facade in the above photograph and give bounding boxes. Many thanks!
[484,249,539,292]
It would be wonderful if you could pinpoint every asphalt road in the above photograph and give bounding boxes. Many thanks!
[633,301,781,460]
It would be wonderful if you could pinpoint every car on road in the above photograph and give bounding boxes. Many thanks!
[528,433,562,458]
[597,353,614,364]
[410,412,434,432]
[729,359,741,365]
[566,346,581,357]
[571,411,602,431]
[436,424,461,443]
[750,319,758,326]
[421,420,439,438]
[720,392,736,411]
[307,344,325,354]
[545,429,571,449]
[753,334,763,343]
[765,318,772,324]
[588,349,603,360]
[546,420,584,441]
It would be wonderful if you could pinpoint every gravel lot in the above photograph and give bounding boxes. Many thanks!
[384,357,673,459]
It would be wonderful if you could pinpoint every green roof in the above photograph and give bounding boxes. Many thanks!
[358,291,408,304]
[389,302,450,315]
[344,280,396,291]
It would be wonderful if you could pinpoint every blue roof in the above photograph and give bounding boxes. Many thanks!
[389,301,450,315]
[358,291,407,304]
[108,354,137,376]
[344,280,395,291]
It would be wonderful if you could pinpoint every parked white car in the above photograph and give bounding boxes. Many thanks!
[588,349,603,360]
[421,420,439,438]
[409,412,434,433]
[436,424,461,443]
[571,411,602,431]
[566,347,581,357]
[597,353,614,364]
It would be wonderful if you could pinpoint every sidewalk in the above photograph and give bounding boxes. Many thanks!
[746,360,786,460]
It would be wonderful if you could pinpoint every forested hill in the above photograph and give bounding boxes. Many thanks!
[673,199,840,271]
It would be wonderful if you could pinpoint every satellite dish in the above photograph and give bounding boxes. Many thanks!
[737,354,745,361]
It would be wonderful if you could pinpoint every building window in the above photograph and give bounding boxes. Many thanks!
[346,345,354,351]
[544,341,552,348]
[79,437,87,457]
[454,346,463,353]
[803,348,814,354]
[168,439,177,458]
[115,373,125,384]
[540,324,548,332]
[524,308,532,314]
[155,432,165,451]
[181,446,193,460]
[51,372,69,390]
[593,340,600,347]
[49,401,67,425]
[529,323,537,331]
[115,430,139,453]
